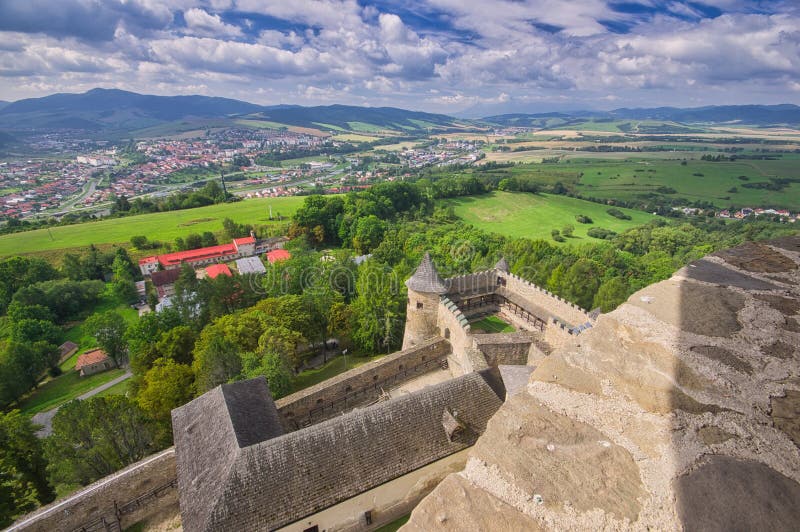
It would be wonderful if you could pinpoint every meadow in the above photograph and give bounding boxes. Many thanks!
[444,191,658,241]
[0,196,305,257]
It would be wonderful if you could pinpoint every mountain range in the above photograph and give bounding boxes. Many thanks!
[0,89,798,137]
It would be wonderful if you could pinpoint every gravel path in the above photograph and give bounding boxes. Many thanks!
[31,370,132,437]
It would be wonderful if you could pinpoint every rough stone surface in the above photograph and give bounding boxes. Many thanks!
[713,241,798,273]
[405,236,800,531]
[679,259,781,290]
[674,455,800,532]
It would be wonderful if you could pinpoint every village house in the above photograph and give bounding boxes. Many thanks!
[75,349,114,377]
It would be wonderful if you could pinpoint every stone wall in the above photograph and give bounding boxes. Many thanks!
[446,270,496,296]
[276,338,451,429]
[436,297,472,375]
[498,271,592,327]
[9,449,177,532]
[402,289,443,349]
[472,332,536,366]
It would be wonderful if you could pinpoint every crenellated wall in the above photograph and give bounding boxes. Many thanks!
[437,296,474,375]
[275,338,451,429]
[446,270,497,296]
[498,271,593,328]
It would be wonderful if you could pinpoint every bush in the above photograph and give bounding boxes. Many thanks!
[587,227,618,240]
[606,208,631,220]
[575,214,593,224]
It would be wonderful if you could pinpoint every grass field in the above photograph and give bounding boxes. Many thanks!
[470,316,514,333]
[444,191,657,241]
[18,368,127,416]
[94,378,131,398]
[0,196,304,257]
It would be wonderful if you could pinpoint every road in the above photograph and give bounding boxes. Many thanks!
[31,370,132,438]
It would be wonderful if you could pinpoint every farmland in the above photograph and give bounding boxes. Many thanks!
[443,191,658,241]
[0,196,305,257]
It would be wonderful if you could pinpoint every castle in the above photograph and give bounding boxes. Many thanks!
[15,239,798,531]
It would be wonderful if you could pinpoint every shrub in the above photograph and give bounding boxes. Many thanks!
[587,227,618,240]
[575,214,593,224]
[606,208,631,220]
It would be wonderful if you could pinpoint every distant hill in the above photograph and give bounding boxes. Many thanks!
[0,88,470,135]
[484,104,800,127]
[0,100,8,111]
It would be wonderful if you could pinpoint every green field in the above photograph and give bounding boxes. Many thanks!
[0,196,304,256]
[574,158,800,210]
[19,368,127,416]
[445,191,657,241]
[471,316,514,333]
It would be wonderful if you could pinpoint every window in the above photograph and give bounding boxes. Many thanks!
[444,328,451,339]
[364,511,373,525]
[416,301,424,309]
[303,526,319,532]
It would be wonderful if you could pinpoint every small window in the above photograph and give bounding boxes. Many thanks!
[373,375,378,381]
[303,526,319,532]
[345,386,352,392]
[365,511,373,525]
[316,398,324,405]
[444,328,450,339]
[416,301,424,309]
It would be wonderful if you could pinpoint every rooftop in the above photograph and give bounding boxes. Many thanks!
[266,249,291,263]
[406,252,449,293]
[158,243,238,267]
[235,256,267,275]
[205,263,232,279]
[75,349,109,370]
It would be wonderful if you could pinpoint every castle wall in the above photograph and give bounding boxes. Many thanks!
[498,271,592,328]
[446,270,496,296]
[402,289,443,349]
[276,338,451,430]
[9,449,177,532]
[436,297,473,376]
[471,332,536,366]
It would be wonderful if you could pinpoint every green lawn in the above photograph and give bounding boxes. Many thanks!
[290,354,386,393]
[18,368,127,416]
[574,158,800,210]
[376,515,410,532]
[444,191,657,241]
[0,196,304,257]
[471,315,515,333]
[94,378,131,398]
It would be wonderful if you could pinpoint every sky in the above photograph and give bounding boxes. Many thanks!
[0,0,798,115]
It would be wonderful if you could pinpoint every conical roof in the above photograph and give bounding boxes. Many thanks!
[406,252,449,293]
[494,256,510,273]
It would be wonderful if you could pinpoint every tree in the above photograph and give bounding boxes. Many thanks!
[240,350,293,399]
[126,309,182,376]
[193,336,242,392]
[130,235,148,249]
[351,261,404,353]
[561,224,575,237]
[593,277,630,312]
[85,311,128,366]
[44,396,157,489]
[136,359,195,444]
[111,254,137,302]
[0,410,54,527]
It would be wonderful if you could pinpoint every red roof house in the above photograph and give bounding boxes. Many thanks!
[266,249,291,264]
[75,349,114,377]
[205,263,233,279]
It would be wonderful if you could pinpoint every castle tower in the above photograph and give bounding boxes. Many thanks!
[402,252,449,349]
[494,256,510,273]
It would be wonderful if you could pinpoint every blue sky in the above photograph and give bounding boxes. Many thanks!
[0,1,798,114]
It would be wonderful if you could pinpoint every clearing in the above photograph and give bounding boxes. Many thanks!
[443,191,656,241]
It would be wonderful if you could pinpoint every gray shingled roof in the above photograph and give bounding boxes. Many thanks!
[171,377,285,532]
[235,256,267,275]
[406,252,449,293]
[494,256,510,273]
[175,371,504,531]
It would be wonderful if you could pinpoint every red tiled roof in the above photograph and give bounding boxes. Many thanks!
[139,256,159,265]
[158,244,237,267]
[233,236,256,245]
[205,263,233,279]
[266,249,291,263]
[75,349,109,369]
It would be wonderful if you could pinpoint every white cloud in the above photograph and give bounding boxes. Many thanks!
[183,8,242,37]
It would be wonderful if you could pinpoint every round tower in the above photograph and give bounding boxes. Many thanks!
[402,252,449,349]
